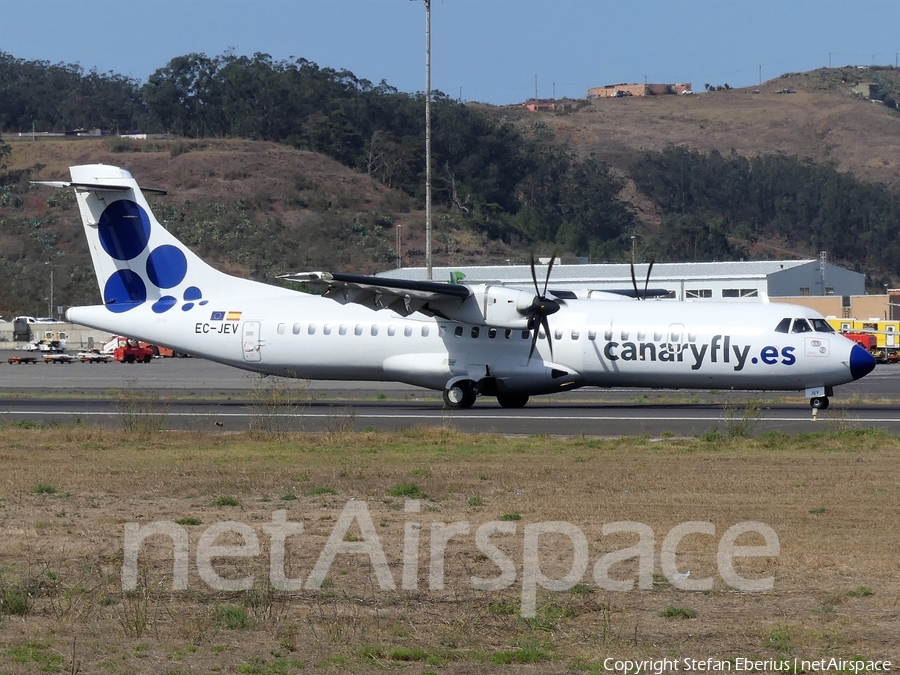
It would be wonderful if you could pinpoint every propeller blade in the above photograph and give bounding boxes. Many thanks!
[527,323,540,363]
[542,314,554,359]
[630,259,640,299]
[542,248,558,298]
[530,251,540,297]
[642,258,656,301]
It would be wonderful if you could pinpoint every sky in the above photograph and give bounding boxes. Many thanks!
[0,0,897,105]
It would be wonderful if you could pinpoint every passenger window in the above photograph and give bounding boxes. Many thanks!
[488,327,497,339]
[292,323,301,335]
[654,330,663,342]
[554,329,562,340]
[339,324,347,336]
[471,327,480,338]
[323,324,332,335]
[637,330,646,341]
[588,330,596,341]
[307,324,316,335]
[604,329,613,341]
[455,326,463,337]
[388,325,396,337]
[775,318,791,334]
[371,325,379,336]
[438,326,445,337]
[423,326,431,337]
[571,329,580,340]
[620,330,629,340]
[688,332,697,342]
[277,323,285,335]
[791,319,812,333]
[404,326,413,337]
[354,324,363,336]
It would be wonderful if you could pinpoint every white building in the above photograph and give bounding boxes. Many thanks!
[379,259,865,301]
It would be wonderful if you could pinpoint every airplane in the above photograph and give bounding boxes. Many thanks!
[33,164,876,411]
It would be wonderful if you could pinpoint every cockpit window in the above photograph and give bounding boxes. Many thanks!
[775,318,791,334]
[811,319,835,333]
[791,319,812,333]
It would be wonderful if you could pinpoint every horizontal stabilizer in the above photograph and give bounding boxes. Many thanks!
[31,180,168,195]
[280,271,470,316]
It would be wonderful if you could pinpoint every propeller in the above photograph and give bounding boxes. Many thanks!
[525,250,561,362]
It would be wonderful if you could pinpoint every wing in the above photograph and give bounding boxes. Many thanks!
[279,271,470,316]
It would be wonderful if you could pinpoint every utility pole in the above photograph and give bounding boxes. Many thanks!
[419,0,433,280]
[534,75,538,102]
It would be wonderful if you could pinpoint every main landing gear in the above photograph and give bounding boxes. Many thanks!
[442,379,530,410]
[443,380,477,409]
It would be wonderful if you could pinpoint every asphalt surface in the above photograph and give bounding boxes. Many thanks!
[2,350,898,435]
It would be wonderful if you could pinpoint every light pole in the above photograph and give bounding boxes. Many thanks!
[45,262,54,320]
[397,224,403,269]
[412,0,433,280]
[630,235,637,262]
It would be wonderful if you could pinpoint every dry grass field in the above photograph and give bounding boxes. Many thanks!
[0,421,898,674]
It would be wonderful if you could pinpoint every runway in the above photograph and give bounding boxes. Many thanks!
[2,351,898,435]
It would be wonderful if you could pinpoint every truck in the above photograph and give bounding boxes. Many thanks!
[113,340,154,364]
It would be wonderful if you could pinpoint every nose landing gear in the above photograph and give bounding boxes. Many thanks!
[810,396,829,410]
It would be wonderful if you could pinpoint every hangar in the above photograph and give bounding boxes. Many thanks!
[379,259,865,301]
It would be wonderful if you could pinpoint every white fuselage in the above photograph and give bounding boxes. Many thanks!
[68,291,863,396]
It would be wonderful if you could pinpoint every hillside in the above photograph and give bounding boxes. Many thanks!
[0,138,521,317]
[507,67,900,189]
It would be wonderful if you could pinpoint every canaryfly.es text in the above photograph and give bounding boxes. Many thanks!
[603,334,795,371]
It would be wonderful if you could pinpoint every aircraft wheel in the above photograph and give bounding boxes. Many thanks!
[443,381,477,409]
[810,396,829,410]
[497,393,529,408]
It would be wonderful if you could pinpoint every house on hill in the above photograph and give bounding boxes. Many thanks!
[587,82,692,98]
[851,82,880,99]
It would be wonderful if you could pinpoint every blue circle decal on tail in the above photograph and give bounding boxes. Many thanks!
[183,286,202,301]
[151,296,177,314]
[98,200,151,261]
[103,270,147,312]
[146,245,188,288]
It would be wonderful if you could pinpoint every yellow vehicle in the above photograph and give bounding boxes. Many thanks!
[825,317,900,362]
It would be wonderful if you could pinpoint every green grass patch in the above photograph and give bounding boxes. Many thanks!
[388,482,424,498]
[32,483,56,494]
[847,586,875,597]
[306,486,337,496]
[500,512,521,521]
[217,604,250,630]
[174,517,202,526]
[210,496,240,507]
[660,606,697,619]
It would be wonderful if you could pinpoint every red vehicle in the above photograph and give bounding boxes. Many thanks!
[113,340,154,364]
[842,332,876,351]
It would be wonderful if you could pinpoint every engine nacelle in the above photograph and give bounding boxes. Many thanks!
[430,284,534,329]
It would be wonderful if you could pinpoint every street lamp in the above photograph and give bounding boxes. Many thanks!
[630,235,637,262]
[45,262,54,320]
[411,0,433,280]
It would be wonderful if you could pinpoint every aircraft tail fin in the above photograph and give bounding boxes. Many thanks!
[45,164,271,315]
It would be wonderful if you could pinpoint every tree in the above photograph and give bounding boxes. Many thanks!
[0,131,9,171]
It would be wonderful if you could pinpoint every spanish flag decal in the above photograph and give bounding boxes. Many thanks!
[226,311,242,321]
